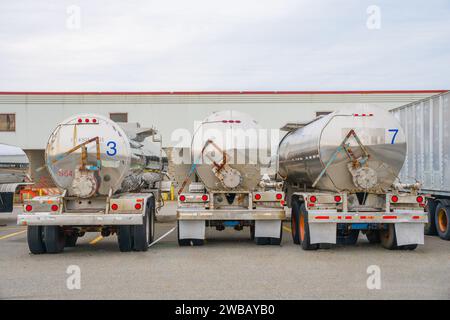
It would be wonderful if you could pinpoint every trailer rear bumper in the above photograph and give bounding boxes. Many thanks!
[17,213,143,226]
[177,207,286,220]
[307,210,428,223]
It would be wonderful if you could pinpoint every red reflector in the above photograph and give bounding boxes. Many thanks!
[202,195,208,201]
[179,195,186,202]
[354,114,359,116]
[316,216,329,220]
[51,205,59,212]
[383,215,397,219]
[111,203,118,210]
[222,120,228,123]
[276,193,283,200]
[334,195,342,202]
[362,113,366,116]
[92,118,97,123]
[77,118,82,123]
[412,216,420,219]
[25,205,33,212]
[235,120,241,123]
[228,120,234,123]
[85,118,90,123]
[345,216,352,220]
[391,195,399,203]
[254,194,261,200]
[309,195,317,203]
[416,196,424,203]
[134,203,142,210]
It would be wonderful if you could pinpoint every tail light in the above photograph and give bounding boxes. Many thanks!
[179,195,186,202]
[309,195,317,203]
[134,203,142,210]
[254,194,261,200]
[25,205,33,212]
[334,195,342,203]
[276,193,283,200]
[111,203,118,210]
[416,196,424,203]
[201,195,208,201]
[51,205,59,212]
[391,195,399,203]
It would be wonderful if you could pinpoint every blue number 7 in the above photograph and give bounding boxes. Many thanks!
[388,129,399,144]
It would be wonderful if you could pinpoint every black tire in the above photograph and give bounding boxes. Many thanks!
[380,224,398,250]
[250,225,255,240]
[424,199,438,236]
[27,226,46,254]
[435,204,450,240]
[365,230,381,244]
[399,244,418,250]
[337,228,359,245]
[117,226,133,252]
[44,226,65,253]
[298,203,319,250]
[65,234,78,247]
[177,221,204,246]
[133,201,154,251]
[291,200,301,244]
[255,237,270,245]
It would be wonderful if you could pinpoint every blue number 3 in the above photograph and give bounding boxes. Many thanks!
[106,141,117,156]
[388,129,399,144]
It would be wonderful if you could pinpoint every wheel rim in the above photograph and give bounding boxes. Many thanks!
[438,208,448,233]
[300,212,305,241]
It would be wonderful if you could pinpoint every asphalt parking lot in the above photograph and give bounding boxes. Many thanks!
[1,202,449,300]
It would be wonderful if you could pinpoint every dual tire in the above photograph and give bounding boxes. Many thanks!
[435,204,450,240]
[291,199,318,250]
[118,200,155,252]
[27,225,67,254]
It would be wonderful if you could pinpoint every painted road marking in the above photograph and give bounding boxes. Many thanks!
[89,235,104,245]
[0,229,27,240]
[283,226,292,233]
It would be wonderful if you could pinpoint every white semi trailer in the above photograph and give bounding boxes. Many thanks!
[391,91,450,240]
[278,106,427,250]
[18,114,163,253]
[0,144,32,213]
[176,110,285,246]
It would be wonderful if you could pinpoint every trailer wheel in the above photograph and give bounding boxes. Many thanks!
[177,221,204,246]
[435,204,450,240]
[27,226,46,254]
[133,202,153,252]
[65,234,78,247]
[117,226,133,252]
[291,200,301,244]
[337,228,359,245]
[255,237,270,245]
[399,244,418,250]
[250,225,255,240]
[365,230,381,244]
[424,199,438,236]
[299,203,318,250]
[44,226,65,253]
[380,224,398,250]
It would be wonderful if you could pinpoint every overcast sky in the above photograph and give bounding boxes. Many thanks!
[0,0,449,91]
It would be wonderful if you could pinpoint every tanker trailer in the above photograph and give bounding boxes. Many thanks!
[0,143,33,213]
[176,110,285,246]
[18,114,163,254]
[278,106,427,250]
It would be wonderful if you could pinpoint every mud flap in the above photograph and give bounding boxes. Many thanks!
[178,220,205,240]
[395,223,424,246]
[255,220,281,238]
[309,223,337,244]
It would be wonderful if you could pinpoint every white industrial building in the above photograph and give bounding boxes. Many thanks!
[0,90,444,187]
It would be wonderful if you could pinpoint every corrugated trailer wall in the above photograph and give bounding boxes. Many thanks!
[391,91,450,196]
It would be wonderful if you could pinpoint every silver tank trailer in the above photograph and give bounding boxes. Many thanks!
[191,110,266,191]
[278,106,406,193]
[46,114,161,198]
[0,143,30,184]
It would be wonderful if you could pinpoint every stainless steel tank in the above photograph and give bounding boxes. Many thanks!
[0,143,30,184]
[278,106,407,192]
[191,110,266,191]
[46,114,161,198]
